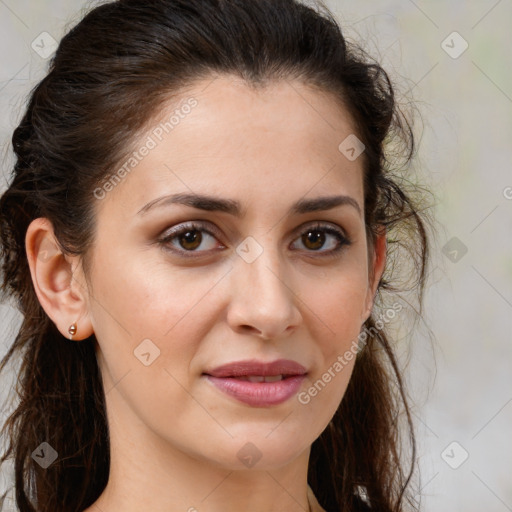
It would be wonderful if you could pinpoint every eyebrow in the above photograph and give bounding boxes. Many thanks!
[137,192,362,218]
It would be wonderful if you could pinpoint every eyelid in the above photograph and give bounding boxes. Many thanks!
[159,219,220,238]
[292,220,348,238]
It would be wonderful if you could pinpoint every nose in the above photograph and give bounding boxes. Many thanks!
[226,244,302,340]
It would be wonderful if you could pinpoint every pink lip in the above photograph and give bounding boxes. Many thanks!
[204,359,307,378]
[203,359,308,407]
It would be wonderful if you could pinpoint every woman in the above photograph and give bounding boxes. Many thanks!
[0,0,431,511]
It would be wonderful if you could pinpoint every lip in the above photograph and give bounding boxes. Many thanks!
[203,359,308,407]
[204,359,307,378]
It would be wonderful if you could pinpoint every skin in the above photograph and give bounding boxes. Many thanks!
[26,75,386,512]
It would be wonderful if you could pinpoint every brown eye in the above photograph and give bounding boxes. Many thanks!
[302,229,326,251]
[291,223,351,256]
[178,229,203,250]
[158,222,223,255]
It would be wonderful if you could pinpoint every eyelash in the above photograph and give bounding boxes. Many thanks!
[157,221,352,258]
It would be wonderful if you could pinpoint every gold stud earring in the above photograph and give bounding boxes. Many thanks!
[68,322,77,340]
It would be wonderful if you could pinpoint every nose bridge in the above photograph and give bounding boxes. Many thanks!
[228,234,301,338]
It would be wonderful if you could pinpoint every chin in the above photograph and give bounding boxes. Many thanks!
[215,432,311,471]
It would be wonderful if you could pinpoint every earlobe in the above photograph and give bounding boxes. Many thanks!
[362,227,387,323]
[25,217,94,341]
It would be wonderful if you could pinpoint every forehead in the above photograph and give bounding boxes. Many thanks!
[96,75,365,216]
[158,75,359,155]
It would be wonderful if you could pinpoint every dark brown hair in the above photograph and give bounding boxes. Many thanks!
[0,0,432,511]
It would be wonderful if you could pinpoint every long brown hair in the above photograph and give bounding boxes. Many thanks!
[0,0,432,510]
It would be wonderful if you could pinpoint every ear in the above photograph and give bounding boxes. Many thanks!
[362,225,387,323]
[25,217,94,341]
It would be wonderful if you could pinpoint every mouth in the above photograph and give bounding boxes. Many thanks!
[202,359,308,407]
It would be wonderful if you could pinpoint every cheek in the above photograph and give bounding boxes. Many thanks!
[304,267,369,348]
[87,246,237,401]
[295,273,366,432]
[89,244,225,340]
[88,252,221,434]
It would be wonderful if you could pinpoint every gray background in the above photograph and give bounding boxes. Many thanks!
[1,0,511,510]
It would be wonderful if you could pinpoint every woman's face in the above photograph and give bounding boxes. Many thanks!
[79,76,385,469]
